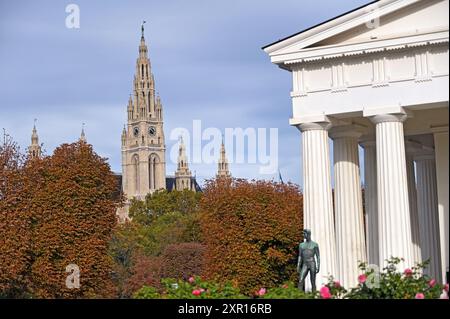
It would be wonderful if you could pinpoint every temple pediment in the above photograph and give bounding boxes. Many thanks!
[264,0,449,61]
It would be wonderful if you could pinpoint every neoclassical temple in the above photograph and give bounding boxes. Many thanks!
[264,0,448,287]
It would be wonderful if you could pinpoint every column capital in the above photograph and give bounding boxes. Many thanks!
[290,114,332,132]
[414,152,435,161]
[370,113,408,124]
[430,125,448,134]
[359,139,376,148]
[329,124,366,139]
[296,122,332,132]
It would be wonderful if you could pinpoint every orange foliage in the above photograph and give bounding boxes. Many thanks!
[122,253,162,297]
[1,139,123,298]
[160,242,205,281]
[199,178,303,294]
[0,136,31,297]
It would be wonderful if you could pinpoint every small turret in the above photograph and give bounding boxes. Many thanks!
[80,123,87,143]
[28,119,42,158]
[217,135,231,178]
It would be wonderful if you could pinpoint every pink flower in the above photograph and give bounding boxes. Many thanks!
[320,286,332,299]
[415,293,425,299]
[192,289,201,296]
[445,284,449,292]
[358,274,367,284]
[428,279,436,288]
[188,277,195,284]
[200,288,205,293]
[282,284,289,289]
[257,288,266,296]
[334,281,341,288]
[403,268,413,277]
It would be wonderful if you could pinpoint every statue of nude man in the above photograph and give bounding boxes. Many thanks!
[297,229,320,292]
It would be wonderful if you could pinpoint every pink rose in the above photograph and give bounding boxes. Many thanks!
[200,288,205,293]
[445,284,449,292]
[320,286,332,299]
[415,293,425,299]
[257,288,266,296]
[192,289,201,296]
[334,281,341,288]
[403,268,413,277]
[428,279,436,287]
[358,274,367,284]
[188,277,195,284]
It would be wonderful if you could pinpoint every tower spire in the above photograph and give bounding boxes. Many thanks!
[175,136,193,190]
[141,20,146,38]
[217,134,231,178]
[29,119,41,158]
[80,123,87,143]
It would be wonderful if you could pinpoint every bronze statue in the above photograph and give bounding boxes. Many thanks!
[297,229,320,292]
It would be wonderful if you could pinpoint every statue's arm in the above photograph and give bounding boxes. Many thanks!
[297,245,302,272]
[314,244,320,273]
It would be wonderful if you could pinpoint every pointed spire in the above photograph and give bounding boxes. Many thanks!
[141,20,146,38]
[176,135,191,174]
[80,123,87,143]
[31,118,38,143]
[139,20,148,58]
[175,135,192,191]
[29,119,41,158]
[217,133,231,178]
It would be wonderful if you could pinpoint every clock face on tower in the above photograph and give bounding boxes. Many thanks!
[133,127,139,137]
[148,126,157,136]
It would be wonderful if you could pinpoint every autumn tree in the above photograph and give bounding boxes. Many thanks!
[122,253,162,298]
[28,141,122,298]
[129,189,202,226]
[109,189,203,296]
[0,134,31,297]
[199,178,303,294]
[160,242,206,281]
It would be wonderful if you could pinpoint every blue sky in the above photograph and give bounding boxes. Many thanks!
[0,0,370,186]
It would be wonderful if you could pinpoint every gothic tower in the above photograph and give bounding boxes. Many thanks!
[175,136,193,191]
[80,123,87,143]
[121,24,166,200]
[217,137,230,178]
[28,120,41,159]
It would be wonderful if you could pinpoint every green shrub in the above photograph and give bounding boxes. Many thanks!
[134,276,247,299]
[259,282,315,299]
[133,286,161,299]
[343,257,447,299]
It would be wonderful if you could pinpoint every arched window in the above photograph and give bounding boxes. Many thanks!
[132,155,140,195]
[149,154,160,190]
[141,64,144,78]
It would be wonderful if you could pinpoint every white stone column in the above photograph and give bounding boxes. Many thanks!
[432,127,449,283]
[415,154,442,282]
[405,153,422,265]
[331,128,367,288]
[371,114,414,269]
[298,122,337,287]
[360,140,379,266]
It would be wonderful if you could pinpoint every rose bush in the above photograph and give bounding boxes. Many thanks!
[344,257,447,299]
[133,258,448,299]
[134,276,247,299]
